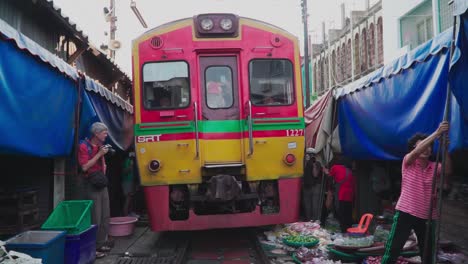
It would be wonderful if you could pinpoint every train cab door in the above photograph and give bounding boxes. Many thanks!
[198,56,243,166]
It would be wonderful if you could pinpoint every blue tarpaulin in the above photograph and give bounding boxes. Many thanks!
[334,24,468,160]
[0,34,78,157]
[0,18,133,156]
[450,11,468,126]
[81,77,133,151]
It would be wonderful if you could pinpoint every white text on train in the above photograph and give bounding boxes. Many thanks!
[137,135,162,143]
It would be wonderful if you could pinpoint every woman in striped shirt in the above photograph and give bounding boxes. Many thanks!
[382,121,451,264]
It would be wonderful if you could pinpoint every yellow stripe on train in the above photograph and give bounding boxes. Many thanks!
[136,137,304,186]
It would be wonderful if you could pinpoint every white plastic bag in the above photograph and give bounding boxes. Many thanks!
[0,242,42,264]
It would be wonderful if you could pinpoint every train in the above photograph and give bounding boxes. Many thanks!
[132,13,305,231]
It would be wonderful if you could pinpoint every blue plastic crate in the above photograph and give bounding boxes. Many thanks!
[65,224,97,264]
[5,230,66,264]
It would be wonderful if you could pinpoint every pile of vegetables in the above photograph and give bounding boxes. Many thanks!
[283,235,319,247]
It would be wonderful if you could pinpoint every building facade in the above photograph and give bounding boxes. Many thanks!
[312,0,384,95]
[382,0,455,63]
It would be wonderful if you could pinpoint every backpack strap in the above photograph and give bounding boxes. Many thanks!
[79,139,93,157]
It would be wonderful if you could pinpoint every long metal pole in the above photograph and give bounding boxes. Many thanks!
[432,14,457,263]
[302,0,311,107]
[422,15,457,264]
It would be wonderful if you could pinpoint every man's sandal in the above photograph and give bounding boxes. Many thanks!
[96,251,107,259]
[99,245,112,252]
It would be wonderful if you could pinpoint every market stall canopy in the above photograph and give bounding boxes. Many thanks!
[304,90,341,164]
[450,2,468,129]
[0,17,133,156]
[81,76,133,151]
[0,18,78,157]
[334,28,466,160]
[304,90,332,148]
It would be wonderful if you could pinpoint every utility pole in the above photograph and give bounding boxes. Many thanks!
[327,21,333,90]
[350,11,355,82]
[301,0,311,107]
[109,0,117,59]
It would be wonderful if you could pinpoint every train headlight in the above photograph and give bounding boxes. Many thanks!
[220,18,233,31]
[284,153,296,166]
[200,18,214,31]
[148,160,161,172]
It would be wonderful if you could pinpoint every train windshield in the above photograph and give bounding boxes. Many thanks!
[249,59,294,106]
[205,66,234,109]
[142,61,190,109]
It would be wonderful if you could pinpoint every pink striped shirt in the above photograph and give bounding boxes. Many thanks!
[396,155,441,219]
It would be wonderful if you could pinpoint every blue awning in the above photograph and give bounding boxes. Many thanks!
[81,77,133,151]
[0,18,134,156]
[0,19,78,157]
[84,76,133,113]
[334,29,453,99]
[450,10,468,125]
[334,25,468,160]
[0,18,79,81]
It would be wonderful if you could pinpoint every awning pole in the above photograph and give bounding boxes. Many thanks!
[423,14,457,264]
[432,14,457,262]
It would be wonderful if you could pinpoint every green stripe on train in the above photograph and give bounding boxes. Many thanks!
[134,118,305,135]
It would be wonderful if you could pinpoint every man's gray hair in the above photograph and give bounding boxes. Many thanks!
[90,122,108,135]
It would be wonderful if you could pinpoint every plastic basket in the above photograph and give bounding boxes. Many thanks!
[41,200,93,235]
[5,230,66,264]
[65,224,97,264]
[326,244,363,262]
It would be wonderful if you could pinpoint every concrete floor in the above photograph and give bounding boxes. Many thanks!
[95,226,160,264]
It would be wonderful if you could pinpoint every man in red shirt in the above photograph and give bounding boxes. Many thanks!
[325,158,356,233]
[78,122,111,258]
[382,121,451,264]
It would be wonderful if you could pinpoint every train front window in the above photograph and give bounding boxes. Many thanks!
[205,66,234,109]
[249,59,294,106]
[142,61,190,109]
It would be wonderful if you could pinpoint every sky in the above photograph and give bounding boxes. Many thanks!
[53,0,372,75]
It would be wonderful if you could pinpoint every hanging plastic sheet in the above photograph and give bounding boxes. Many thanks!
[304,90,332,148]
[450,10,468,144]
[0,34,78,157]
[335,29,464,160]
[85,91,133,151]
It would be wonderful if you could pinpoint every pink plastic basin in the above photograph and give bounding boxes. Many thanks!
[108,217,138,237]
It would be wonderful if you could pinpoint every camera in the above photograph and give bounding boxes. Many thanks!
[101,144,116,155]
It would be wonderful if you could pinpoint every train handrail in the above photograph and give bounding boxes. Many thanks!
[247,101,254,156]
[194,102,200,159]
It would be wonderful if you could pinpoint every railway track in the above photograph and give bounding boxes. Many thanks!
[115,228,271,264]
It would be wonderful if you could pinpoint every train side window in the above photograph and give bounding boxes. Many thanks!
[249,59,294,106]
[205,66,234,109]
[142,61,190,110]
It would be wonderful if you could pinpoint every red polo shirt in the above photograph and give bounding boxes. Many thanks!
[329,164,355,202]
[78,140,105,176]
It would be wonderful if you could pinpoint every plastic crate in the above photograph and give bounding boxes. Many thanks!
[5,230,66,264]
[41,200,93,235]
[65,224,97,264]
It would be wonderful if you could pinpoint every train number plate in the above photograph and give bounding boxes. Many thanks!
[286,129,304,137]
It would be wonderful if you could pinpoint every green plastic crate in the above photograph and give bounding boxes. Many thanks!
[41,200,93,235]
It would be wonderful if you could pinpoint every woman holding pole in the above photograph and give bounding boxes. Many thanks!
[382,121,451,264]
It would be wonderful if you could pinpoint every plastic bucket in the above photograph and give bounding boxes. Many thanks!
[108,217,138,237]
